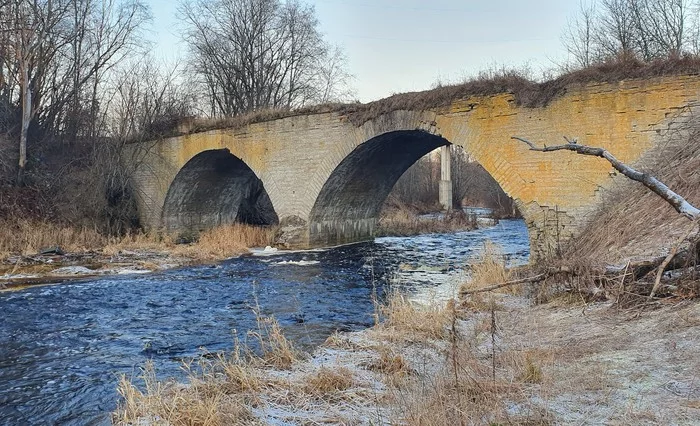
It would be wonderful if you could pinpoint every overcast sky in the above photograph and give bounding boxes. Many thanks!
[146,0,582,102]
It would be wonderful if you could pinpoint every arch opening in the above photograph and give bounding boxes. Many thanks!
[308,130,450,246]
[388,144,519,217]
[162,149,278,236]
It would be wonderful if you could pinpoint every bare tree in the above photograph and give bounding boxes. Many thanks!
[563,0,699,66]
[315,44,355,103]
[0,0,149,184]
[562,1,599,68]
[641,0,688,57]
[0,0,70,183]
[179,0,352,117]
[107,57,195,140]
[597,0,638,57]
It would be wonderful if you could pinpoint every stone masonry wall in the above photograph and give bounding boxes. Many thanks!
[125,75,700,261]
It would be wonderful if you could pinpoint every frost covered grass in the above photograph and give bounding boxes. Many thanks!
[112,240,700,425]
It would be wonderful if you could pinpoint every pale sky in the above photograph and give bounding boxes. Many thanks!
[145,0,581,102]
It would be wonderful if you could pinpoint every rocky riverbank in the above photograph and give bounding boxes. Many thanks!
[0,248,197,291]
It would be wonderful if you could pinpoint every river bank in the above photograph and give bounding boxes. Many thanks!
[112,233,700,424]
[0,223,277,291]
[114,285,700,425]
[0,220,529,424]
[0,206,497,292]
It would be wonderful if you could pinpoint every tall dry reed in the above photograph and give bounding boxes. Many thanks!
[0,219,275,261]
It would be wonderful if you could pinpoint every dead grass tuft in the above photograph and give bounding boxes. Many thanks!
[0,219,107,257]
[460,241,515,296]
[303,367,355,398]
[102,231,175,256]
[368,347,411,377]
[113,361,254,426]
[214,349,264,394]
[175,223,275,260]
[517,355,544,384]
[379,290,451,340]
[249,314,300,370]
[323,331,361,350]
[377,203,476,237]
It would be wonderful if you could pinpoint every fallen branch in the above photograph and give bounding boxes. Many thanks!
[649,246,678,299]
[511,136,700,221]
[648,224,698,299]
[460,273,547,295]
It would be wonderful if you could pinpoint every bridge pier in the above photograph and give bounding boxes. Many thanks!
[439,145,453,211]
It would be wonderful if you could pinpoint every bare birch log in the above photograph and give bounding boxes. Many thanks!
[511,136,700,221]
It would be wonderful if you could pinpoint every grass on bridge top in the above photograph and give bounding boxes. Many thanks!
[134,55,700,142]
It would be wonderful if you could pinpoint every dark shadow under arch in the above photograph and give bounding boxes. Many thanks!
[162,149,278,236]
[308,130,450,246]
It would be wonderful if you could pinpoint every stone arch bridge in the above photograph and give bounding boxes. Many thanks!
[125,76,700,260]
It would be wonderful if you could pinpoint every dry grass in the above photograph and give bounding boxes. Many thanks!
[114,313,299,424]
[0,219,274,262]
[460,241,515,296]
[0,219,107,258]
[303,367,355,398]
[378,290,452,340]
[377,204,476,237]
[516,354,545,384]
[173,223,275,260]
[102,231,176,256]
[249,314,299,370]
[389,343,554,425]
[113,286,700,425]
[113,361,256,426]
[367,347,411,377]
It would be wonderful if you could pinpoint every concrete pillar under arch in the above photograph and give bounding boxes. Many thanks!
[439,145,453,211]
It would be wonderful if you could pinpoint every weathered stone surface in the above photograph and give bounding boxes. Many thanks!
[124,76,700,261]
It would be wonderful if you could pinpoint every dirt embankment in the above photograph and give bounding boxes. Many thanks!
[568,116,700,265]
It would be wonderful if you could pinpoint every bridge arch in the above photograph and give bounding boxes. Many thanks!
[308,130,454,246]
[161,149,278,236]
[128,76,700,260]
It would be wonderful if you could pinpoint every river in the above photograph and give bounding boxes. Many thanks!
[0,219,528,425]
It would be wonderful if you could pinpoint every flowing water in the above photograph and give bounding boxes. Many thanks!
[0,219,528,425]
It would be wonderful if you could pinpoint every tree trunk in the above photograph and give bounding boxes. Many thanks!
[18,63,30,186]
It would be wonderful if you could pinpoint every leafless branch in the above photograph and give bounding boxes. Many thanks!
[511,136,700,221]
[460,274,548,295]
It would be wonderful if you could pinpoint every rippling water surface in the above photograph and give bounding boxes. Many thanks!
[0,219,528,425]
